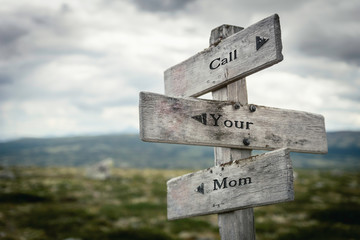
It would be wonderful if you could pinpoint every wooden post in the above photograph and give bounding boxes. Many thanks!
[211,25,256,240]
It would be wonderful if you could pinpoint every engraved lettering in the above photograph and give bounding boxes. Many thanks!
[229,180,237,187]
[234,121,244,129]
[213,176,252,191]
[210,114,222,126]
[191,113,253,130]
[224,120,233,128]
[209,49,237,70]
[213,177,228,190]
[239,177,252,185]
[246,122,253,129]
[209,58,220,70]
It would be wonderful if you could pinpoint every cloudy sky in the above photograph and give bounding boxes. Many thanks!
[0,0,359,141]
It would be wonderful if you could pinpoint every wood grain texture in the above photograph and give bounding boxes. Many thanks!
[167,148,294,220]
[218,209,255,240]
[214,80,255,240]
[139,91,328,154]
[164,14,283,98]
[209,25,244,47]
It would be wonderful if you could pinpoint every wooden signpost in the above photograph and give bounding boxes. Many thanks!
[139,14,327,240]
[167,148,293,220]
[164,14,283,98]
[140,92,327,154]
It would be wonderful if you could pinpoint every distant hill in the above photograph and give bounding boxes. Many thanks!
[0,132,359,170]
[291,131,360,169]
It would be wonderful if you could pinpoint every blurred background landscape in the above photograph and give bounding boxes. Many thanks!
[0,131,359,170]
[0,131,359,240]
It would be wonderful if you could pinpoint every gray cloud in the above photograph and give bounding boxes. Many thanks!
[0,21,28,58]
[340,91,360,103]
[290,1,360,65]
[0,74,13,85]
[298,26,360,66]
[132,0,195,13]
[0,5,78,60]
[73,95,139,112]
[0,23,27,44]
[232,0,312,12]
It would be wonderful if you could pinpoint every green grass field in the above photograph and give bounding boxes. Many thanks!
[0,167,359,240]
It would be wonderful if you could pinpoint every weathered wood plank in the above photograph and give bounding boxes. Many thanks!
[139,91,328,154]
[167,148,294,220]
[164,14,283,97]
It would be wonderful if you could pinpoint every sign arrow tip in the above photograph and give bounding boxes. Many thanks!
[191,113,207,125]
[195,183,205,194]
[256,36,269,50]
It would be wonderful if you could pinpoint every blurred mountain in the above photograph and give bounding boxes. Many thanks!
[0,132,359,170]
[291,131,360,169]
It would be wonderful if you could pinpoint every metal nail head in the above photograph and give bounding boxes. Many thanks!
[249,104,256,112]
[234,103,241,110]
[243,138,250,146]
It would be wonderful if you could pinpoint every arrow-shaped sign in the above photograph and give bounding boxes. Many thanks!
[164,14,283,97]
[167,148,294,220]
[139,91,328,154]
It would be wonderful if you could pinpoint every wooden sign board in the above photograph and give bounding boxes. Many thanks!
[164,14,283,98]
[167,148,294,220]
[139,92,328,154]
